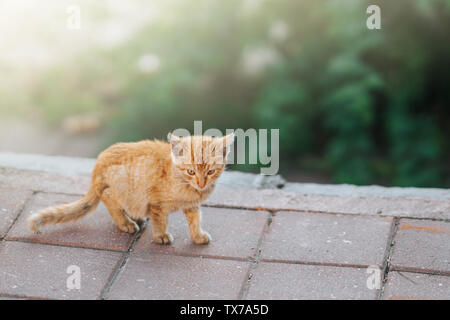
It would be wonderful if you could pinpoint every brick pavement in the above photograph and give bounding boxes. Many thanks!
[0,155,449,300]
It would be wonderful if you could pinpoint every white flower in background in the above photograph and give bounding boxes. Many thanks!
[241,46,281,75]
[137,54,161,74]
[269,20,289,42]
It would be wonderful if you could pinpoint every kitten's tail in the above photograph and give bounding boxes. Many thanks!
[27,186,100,233]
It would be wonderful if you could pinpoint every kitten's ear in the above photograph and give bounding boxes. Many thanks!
[215,133,235,159]
[223,132,235,148]
[167,132,180,143]
[168,132,184,158]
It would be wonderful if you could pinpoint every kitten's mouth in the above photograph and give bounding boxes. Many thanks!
[190,183,208,192]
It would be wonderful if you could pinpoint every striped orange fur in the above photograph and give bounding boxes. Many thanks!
[27,133,234,245]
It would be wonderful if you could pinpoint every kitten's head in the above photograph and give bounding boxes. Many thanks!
[168,133,235,191]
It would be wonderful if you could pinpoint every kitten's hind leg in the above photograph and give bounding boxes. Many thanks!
[101,189,139,234]
[148,205,173,245]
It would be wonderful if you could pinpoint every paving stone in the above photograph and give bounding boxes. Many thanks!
[0,187,32,238]
[0,152,286,190]
[2,155,449,301]
[246,262,377,299]
[0,241,122,299]
[261,211,392,266]
[0,152,96,176]
[391,219,450,274]
[2,167,449,219]
[205,188,450,219]
[0,296,27,300]
[107,253,249,299]
[6,192,135,251]
[284,182,450,200]
[383,271,450,300]
[216,171,267,190]
[134,207,268,260]
[0,168,89,195]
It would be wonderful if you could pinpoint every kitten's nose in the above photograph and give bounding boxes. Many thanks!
[197,177,206,188]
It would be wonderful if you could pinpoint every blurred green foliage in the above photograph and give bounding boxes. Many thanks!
[32,0,450,187]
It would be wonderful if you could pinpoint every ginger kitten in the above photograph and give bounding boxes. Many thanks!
[27,133,234,245]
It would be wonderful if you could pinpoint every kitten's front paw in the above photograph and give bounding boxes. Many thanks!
[153,232,174,245]
[193,231,211,245]
[117,220,140,234]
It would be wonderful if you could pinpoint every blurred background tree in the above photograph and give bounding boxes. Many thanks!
[1,0,449,187]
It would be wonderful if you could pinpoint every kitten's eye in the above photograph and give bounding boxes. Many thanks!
[186,169,195,176]
[207,169,215,175]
